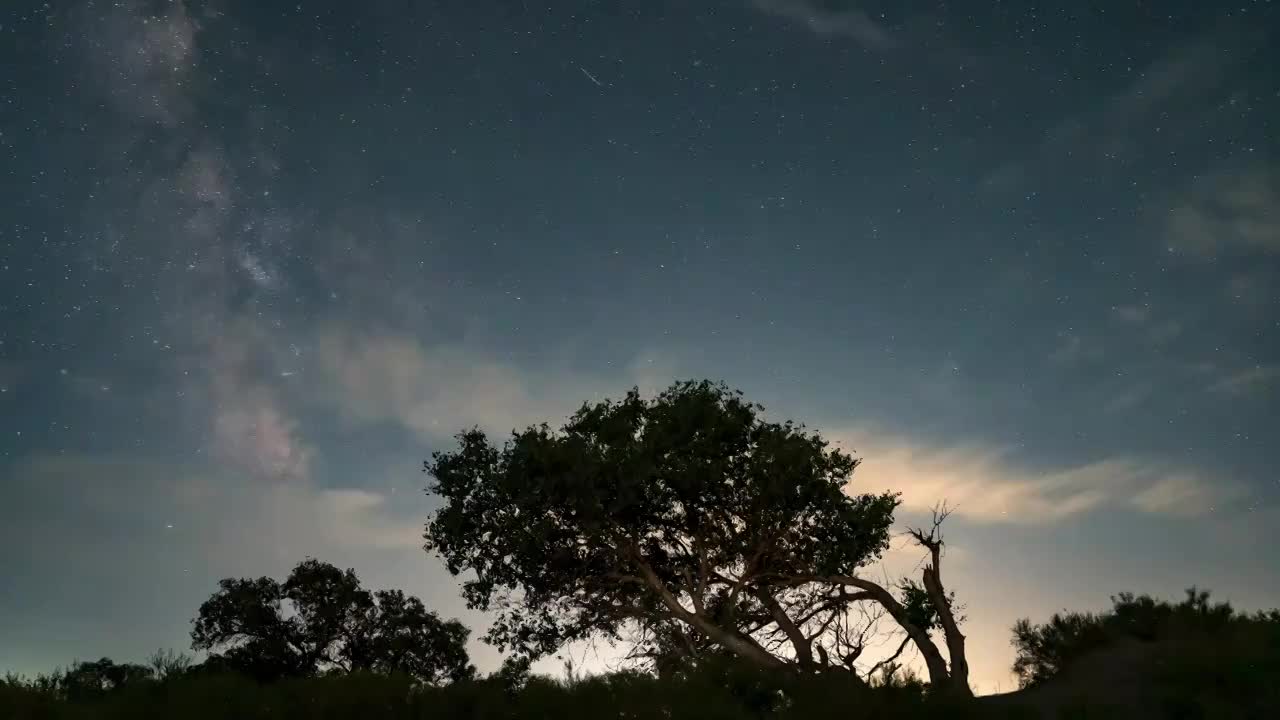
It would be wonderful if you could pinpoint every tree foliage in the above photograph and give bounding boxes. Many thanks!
[146,649,194,681]
[424,380,971,694]
[1011,586,1279,688]
[190,558,474,684]
[56,658,154,701]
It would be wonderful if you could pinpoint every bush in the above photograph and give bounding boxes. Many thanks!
[0,661,1009,720]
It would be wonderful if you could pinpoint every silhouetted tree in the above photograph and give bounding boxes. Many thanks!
[58,658,153,700]
[1011,586,1269,688]
[191,558,474,684]
[490,655,534,691]
[347,588,475,683]
[424,379,972,696]
[146,648,193,680]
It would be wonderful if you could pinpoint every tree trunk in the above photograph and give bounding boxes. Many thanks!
[923,564,972,698]
[631,551,788,671]
[755,589,815,670]
[817,575,954,688]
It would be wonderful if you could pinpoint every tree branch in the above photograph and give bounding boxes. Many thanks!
[907,503,969,694]
[754,589,814,669]
[865,635,912,682]
[626,544,787,670]
[770,572,952,686]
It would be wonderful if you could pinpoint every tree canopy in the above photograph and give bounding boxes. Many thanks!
[1011,587,1280,689]
[424,379,972,695]
[191,558,474,684]
[54,658,153,701]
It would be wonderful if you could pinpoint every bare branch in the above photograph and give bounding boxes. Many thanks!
[754,588,814,669]
[865,635,912,682]
[903,501,970,695]
[626,544,787,670]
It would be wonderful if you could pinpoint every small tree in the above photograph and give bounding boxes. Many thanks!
[1011,587,1262,688]
[424,380,972,695]
[191,558,475,683]
[146,648,193,680]
[58,658,153,700]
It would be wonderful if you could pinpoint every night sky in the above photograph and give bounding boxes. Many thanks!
[2,0,1277,694]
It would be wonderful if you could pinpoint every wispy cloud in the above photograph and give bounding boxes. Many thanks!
[749,0,896,51]
[1,455,420,564]
[313,328,676,441]
[1111,304,1152,325]
[1209,365,1280,396]
[981,32,1250,197]
[1130,474,1231,516]
[1108,304,1182,346]
[1228,272,1274,307]
[314,330,554,439]
[825,428,1240,523]
[309,332,1246,525]
[1147,319,1183,346]
[1105,302,1182,345]
[1049,331,1104,367]
[1165,168,1280,258]
[1045,37,1236,162]
[1103,381,1156,414]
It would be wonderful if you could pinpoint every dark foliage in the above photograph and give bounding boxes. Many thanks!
[8,633,1277,720]
[1011,587,1278,688]
[190,558,474,684]
[20,658,156,702]
[0,658,1009,720]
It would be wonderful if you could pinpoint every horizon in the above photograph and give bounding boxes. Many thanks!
[1,0,1277,696]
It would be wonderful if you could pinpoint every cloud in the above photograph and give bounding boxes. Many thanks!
[1228,272,1274,307]
[0,455,420,569]
[1109,305,1182,346]
[825,428,1239,523]
[1050,36,1235,159]
[1209,365,1280,396]
[1103,381,1156,414]
[1048,331,1103,367]
[313,328,675,441]
[314,489,424,549]
[1130,474,1230,516]
[306,333,1247,526]
[981,32,1250,197]
[1165,168,1280,258]
[1147,319,1183,345]
[749,0,896,51]
[1111,304,1151,324]
[314,331,550,438]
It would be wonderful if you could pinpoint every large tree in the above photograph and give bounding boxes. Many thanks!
[424,380,971,695]
[190,558,474,684]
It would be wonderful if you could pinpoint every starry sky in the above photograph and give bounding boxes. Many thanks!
[1,0,1277,694]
